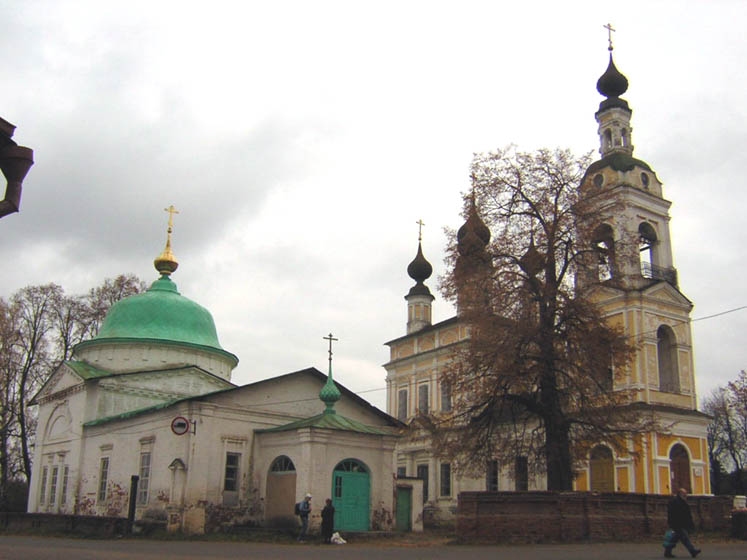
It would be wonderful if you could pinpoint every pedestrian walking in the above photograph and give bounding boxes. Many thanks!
[321,498,335,544]
[297,493,312,542]
[664,488,701,558]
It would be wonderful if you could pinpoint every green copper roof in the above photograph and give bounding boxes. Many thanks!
[582,152,656,184]
[65,360,113,380]
[256,411,396,436]
[84,275,233,357]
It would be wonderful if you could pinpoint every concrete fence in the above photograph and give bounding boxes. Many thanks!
[457,492,735,543]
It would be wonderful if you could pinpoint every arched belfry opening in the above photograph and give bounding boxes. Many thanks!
[638,222,658,277]
[657,325,679,393]
[592,224,615,282]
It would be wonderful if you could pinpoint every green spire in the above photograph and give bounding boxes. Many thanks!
[320,333,341,414]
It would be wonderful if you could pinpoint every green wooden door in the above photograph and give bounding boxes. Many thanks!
[395,487,412,531]
[332,460,370,531]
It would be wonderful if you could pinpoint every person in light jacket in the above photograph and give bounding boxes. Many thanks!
[298,493,312,542]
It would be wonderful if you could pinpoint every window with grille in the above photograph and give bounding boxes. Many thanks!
[397,389,408,421]
[440,463,451,496]
[98,458,109,502]
[440,380,451,412]
[515,456,528,491]
[418,384,429,414]
[224,452,240,492]
[486,460,499,491]
[39,466,48,505]
[270,455,295,472]
[60,466,69,507]
[49,466,59,506]
[417,464,429,502]
[138,452,151,505]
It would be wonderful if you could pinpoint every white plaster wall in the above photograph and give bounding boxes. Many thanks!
[75,341,235,381]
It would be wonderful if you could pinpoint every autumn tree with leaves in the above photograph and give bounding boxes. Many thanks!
[435,147,649,491]
[0,274,144,510]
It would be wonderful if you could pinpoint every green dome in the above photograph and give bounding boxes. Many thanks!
[90,275,228,353]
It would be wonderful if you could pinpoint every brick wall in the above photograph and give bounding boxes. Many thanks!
[0,512,128,536]
[457,492,734,543]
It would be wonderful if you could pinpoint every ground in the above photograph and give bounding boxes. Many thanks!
[0,535,745,560]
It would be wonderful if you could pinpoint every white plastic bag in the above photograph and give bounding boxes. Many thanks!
[330,531,346,544]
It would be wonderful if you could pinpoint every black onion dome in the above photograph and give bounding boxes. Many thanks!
[519,239,544,277]
[596,54,628,98]
[407,242,433,283]
[457,204,491,248]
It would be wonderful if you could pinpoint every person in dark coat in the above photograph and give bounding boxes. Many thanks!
[665,488,701,558]
[321,498,335,544]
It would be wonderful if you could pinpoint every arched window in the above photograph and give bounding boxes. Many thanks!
[604,129,612,150]
[270,455,295,473]
[589,445,614,493]
[592,224,615,281]
[657,325,679,393]
[334,459,368,473]
[639,222,658,277]
[621,128,628,147]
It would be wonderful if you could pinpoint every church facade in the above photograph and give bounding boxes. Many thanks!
[384,51,711,521]
[28,227,406,534]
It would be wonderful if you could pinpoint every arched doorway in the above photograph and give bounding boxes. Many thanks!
[670,444,691,494]
[265,455,296,526]
[332,459,370,531]
[589,445,615,493]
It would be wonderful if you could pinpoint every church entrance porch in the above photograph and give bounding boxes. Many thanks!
[332,459,370,531]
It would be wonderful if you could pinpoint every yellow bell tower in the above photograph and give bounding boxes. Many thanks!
[575,36,710,495]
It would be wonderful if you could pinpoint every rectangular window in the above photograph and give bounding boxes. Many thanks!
[39,466,48,505]
[98,457,109,502]
[137,452,151,505]
[515,456,528,491]
[60,466,69,507]
[224,452,240,492]
[486,460,499,491]
[396,466,406,478]
[417,464,429,503]
[397,389,408,421]
[418,384,429,414]
[335,475,342,498]
[440,463,451,497]
[440,380,452,412]
[49,466,59,506]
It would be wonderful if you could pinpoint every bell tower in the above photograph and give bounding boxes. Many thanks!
[579,42,698,412]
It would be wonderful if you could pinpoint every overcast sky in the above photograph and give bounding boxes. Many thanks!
[1,1,745,411]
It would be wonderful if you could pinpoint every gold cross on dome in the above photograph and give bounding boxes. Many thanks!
[164,205,179,231]
[416,219,425,242]
[604,23,616,52]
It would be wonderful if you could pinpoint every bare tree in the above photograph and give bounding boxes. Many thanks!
[435,147,646,491]
[705,372,747,494]
[0,275,144,508]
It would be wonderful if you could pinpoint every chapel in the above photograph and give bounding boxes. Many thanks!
[27,215,409,534]
[384,46,711,523]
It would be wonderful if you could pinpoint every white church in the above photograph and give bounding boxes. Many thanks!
[27,219,412,534]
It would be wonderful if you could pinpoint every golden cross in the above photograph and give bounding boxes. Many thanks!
[416,219,425,242]
[603,23,616,52]
[164,205,179,232]
[323,333,338,371]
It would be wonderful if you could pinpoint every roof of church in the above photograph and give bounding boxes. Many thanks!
[581,152,656,185]
[65,360,112,379]
[83,367,402,429]
[255,410,396,435]
[76,274,238,365]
